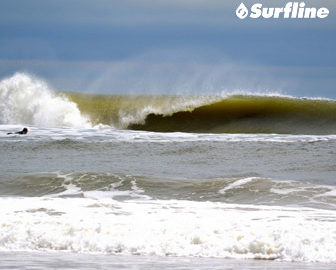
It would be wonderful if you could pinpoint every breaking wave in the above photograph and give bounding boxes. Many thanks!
[2,73,336,134]
[1,172,336,209]
[0,73,91,128]
[67,88,336,135]
[127,96,336,134]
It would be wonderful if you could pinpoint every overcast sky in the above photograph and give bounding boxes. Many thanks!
[0,0,335,97]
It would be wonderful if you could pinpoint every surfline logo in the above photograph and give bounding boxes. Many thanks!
[236,2,330,19]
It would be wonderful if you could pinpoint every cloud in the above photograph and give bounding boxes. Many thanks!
[1,0,335,28]
[0,0,335,98]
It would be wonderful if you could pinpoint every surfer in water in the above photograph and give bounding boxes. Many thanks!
[7,127,28,135]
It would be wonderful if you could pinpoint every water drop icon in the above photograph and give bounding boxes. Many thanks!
[236,3,248,19]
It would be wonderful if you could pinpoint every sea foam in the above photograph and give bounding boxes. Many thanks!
[0,197,335,262]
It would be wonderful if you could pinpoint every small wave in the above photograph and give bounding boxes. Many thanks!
[46,172,150,200]
[1,172,336,210]
[219,177,257,194]
[0,172,151,200]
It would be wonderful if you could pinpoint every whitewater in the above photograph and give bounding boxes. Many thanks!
[0,73,336,269]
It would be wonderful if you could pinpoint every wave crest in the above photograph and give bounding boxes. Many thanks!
[0,73,92,128]
[129,96,336,134]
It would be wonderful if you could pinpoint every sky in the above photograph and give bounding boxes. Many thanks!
[0,0,335,97]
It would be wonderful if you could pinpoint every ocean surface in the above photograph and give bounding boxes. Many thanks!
[0,73,336,269]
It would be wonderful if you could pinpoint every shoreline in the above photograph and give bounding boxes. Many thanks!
[1,252,335,270]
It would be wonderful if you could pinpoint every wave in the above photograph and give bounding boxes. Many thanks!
[1,172,336,210]
[2,73,336,134]
[0,73,91,128]
[67,90,336,135]
[66,91,219,128]
[127,96,336,134]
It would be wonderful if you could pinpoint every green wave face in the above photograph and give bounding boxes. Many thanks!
[66,92,218,128]
[66,93,336,134]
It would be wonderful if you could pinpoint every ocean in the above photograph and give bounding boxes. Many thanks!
[0,73,336,269]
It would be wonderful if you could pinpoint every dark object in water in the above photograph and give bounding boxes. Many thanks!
[7,127,28,135]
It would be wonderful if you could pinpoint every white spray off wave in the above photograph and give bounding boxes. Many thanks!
[0,73,92,128]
